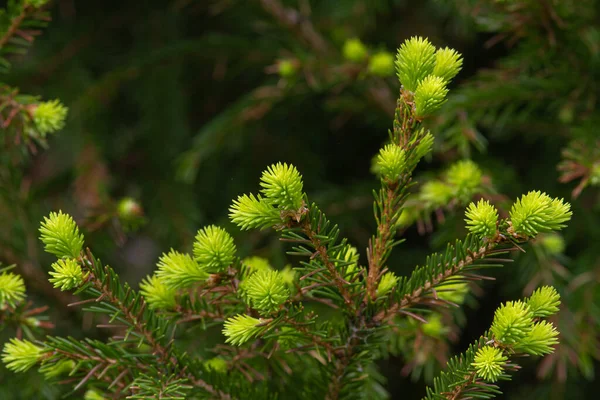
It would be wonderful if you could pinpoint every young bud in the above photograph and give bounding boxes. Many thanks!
[465,200,498,238]
[222,314,267,346]
[472,346,507,382]
[0,272,26,309]
[421,314,448,338]
[395,36,436,92]
[367,51,395,77]
[260,163,304,210]
[375,144,406,181]
[410,130,435,164]
[514,320,559,356]
[376,271,398,297]
[84,389,107,400]
[490,300,533,345]
[194,226,236,273]
[1,338,44,372]
[49,258,87,291]
[229,193,281,230]
[117,197,143,221]
[526,286,561,318]
[139,275,177,310]
[204,357,228,374]
[420,181,453,208]
[39,211,85,259]
[436,278,469,304]
[343,38,368,63]
[39,359,75,379]
[509,191,572,237]
[242,256,273,274]
[33,99,68,136]
[432,47,463,83]
[538,233,565,255]
[243,270,289,315]
[446,160,483,201]
[278,59,297,78]
[156,250,208,289]
[414,75,449,118]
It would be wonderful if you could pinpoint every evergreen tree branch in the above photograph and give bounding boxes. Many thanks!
[298,208,356,311]
[377,235,514,322]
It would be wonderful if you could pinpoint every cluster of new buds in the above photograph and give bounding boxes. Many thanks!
[463,190,572,240]
[39,211,87,291]
[395,37,463,118]
[229,162,305,230]
[472,286,561,382]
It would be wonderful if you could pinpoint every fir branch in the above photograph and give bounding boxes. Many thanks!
[298,207,356,311]
[0,1,50,73]
[377,235,513,322]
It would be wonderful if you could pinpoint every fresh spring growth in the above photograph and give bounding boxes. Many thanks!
[39,211,84,259]
[491,301,534,345]
[0,272,26,309]
[368,51,395,77]
[278,59,297,78]
[155,250,208,289]
[472,346,507,382]
[490,289,560,355]
[204,357,228,374]
[229,193,281,230]
[83,389,107,400]
[139,275,177,310]
[421,314,448,338]
[33,99,68,136]
[420,181,453,208]
[260,162,304,210]
[242,256,273,274]
[514,320,559,356]
[343,38,368,62]
[538,233,566,255]
[432,47,463,82]
[410,130,435,163]
[243,270,290,315]
[1,338,44,372]
[395,36,436,92]
[465,199,498,238]
[526,286,561,317]
[446,160,483,201]
[193,225,236,273]
[222,314,267,346]
[414,75,449,118]
[376,271,398,297]
[39,359,75,379]
[375,144,406,181]
[49,258,87,291]
[509,191,572,237]
[117,197,143,221]
[436,278,469,304]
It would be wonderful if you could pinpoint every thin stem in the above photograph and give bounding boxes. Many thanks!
[0,6,30,49]
[301,216,355,311]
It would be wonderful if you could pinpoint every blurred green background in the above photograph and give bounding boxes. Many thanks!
[1,0,599,398]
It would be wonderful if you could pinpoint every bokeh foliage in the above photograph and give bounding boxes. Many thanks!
[0,0,599,398]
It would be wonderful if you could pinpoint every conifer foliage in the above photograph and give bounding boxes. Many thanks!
[1,29,573,399]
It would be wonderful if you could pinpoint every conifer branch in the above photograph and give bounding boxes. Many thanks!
[376,236,511,322]
[299,210,355,311]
